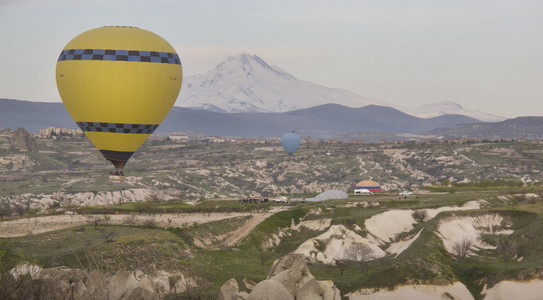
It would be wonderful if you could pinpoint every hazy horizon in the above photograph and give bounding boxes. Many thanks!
[1,0,542,118]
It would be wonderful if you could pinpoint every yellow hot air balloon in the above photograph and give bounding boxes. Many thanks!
[56,26,182,175]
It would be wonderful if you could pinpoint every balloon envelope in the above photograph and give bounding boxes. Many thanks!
[56,26,182,169]
[281,132,301,155]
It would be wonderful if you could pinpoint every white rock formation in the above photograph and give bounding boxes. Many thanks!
[346,282,474,300]
[364,210,417,244]
[364,200,485,245]
[220,254,341,300]
[1,188,174,211]
[481,280,543,300]
[294,225,386,265]
[291,218,332,232]
[9,262,42,280]
[385,229,424,258]
[437,214,513,256]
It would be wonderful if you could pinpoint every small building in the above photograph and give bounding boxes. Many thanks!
[167,134,189,142]
[354,180,382,192]
[38,127,82,138]
[354,188,373,195]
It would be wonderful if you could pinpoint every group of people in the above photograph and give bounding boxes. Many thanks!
[239,198,269,203]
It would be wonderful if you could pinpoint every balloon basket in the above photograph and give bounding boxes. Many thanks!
[109,169,125,182]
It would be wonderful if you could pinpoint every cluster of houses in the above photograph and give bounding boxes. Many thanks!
[36,127,543,146]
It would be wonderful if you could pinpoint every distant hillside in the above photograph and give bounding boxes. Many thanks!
[404,101,505,122]
[431,117,543,140]
[158,103,480,138]
[0,99,77,132]
[0,98,485,141]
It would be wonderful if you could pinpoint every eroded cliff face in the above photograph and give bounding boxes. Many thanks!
[218,253,341,300]
[10,264,194,300]
[12,128,37,152]
[1,188,174,210]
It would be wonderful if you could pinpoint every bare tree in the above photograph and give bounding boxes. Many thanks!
[452,238,473,261]
[122,214,139,227]
[147,194,162,205]
[346,242,373,275]
[99,230,116,243]
[135,201,156,216]
[0,272,36,299]
[258,248,274,266]
[346,242,373,261]
[142,218,157,228]
[86,215,108,230]
[24,210,36,221]
[334,259,349,277]
[14,204,27,218]
[412,210,427,223]
[177,263,212,299]
[0,241,38,299]
[102,214,111,224]
[496,238,518,261]
[0,204,12,220]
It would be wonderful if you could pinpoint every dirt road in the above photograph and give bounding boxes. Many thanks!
[0,212,268,238]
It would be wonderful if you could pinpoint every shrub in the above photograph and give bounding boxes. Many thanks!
[496,238,518,261]
[412,210,427,223]
[452,238,473,262]
[122,214,138,227]
[142,218,157,228]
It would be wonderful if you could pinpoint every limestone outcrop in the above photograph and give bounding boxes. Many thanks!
[29,266,191,300]
[218,253,341,300]
[12,128,37,152]
[217,278,239,300]
[0,188,173,211]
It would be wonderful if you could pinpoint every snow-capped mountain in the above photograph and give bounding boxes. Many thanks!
[177,53,387,113]
[177,54,506,122]
[405,101,506,122]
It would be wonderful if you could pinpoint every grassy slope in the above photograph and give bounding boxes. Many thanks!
[7,225,189,273]
[3,191,543,298]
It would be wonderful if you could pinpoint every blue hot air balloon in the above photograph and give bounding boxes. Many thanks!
[281,132,301,155]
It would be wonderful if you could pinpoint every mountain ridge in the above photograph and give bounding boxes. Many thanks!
[432,116,543,140]
[159,103,483,139]
[178,53,386,113]
[0,98,75,132]
[405,101,505,122]
[1,98,482,141]
[178,53,505,122]
[5,98,543,142]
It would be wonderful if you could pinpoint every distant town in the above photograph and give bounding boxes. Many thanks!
[36,126,543,146]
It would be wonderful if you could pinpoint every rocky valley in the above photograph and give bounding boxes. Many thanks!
[1,128,543,299]
[1,128,543,210]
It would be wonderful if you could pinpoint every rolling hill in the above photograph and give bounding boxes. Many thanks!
[1,98,481,140]
[431,116,543,140]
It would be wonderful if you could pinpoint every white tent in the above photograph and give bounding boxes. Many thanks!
[306,190,349,202]
[354,188,373,195]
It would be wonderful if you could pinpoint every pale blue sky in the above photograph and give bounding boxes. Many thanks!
[1,0,542,117]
